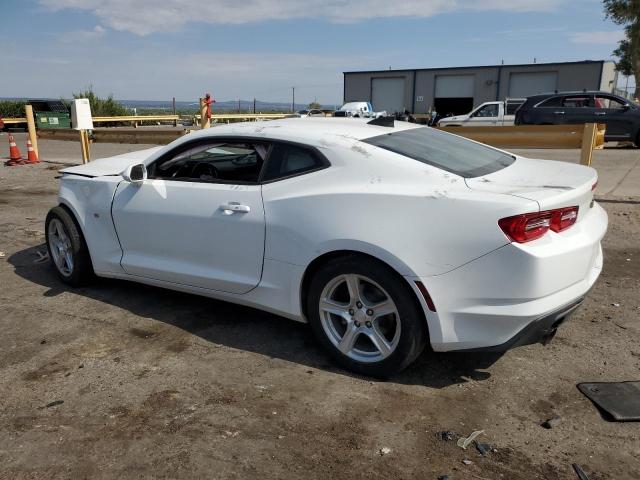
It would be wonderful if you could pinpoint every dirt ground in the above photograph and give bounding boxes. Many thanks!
[0,156,639,479]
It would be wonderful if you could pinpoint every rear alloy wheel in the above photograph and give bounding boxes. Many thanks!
[45,206,93,286]
[307,257,427,377]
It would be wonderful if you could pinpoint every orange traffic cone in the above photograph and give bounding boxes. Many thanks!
[5,133,23,166]
[25,139,40,164]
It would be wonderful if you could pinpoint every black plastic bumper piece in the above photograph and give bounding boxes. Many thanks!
[453,296,586,353]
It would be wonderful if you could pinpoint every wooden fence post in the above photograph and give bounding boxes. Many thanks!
[79,130,91,164]
[580,123,598,166]
[25,105,39,158]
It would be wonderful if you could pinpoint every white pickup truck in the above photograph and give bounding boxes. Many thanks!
[333,102,387,119]
[437,99,525,127]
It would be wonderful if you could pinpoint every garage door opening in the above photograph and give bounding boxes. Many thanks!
[371,77,406,114]
[508,72,558,98]
[434,74,475,116]
[434,97,474,117]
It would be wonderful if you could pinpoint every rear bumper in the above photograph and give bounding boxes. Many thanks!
[449,294,586,352]
[408,202,607,352]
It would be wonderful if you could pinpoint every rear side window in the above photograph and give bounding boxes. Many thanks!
[262,143,326,181]
[536,96,562,108]
[363,127,515,178]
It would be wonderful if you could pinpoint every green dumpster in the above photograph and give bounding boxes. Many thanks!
[29,99,71,130]
[35,112,71,129]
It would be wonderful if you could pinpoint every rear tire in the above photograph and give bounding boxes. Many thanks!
[45,206,93,286]
[307,256,428,378]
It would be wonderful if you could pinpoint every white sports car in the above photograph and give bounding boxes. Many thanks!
[46,117,607,376]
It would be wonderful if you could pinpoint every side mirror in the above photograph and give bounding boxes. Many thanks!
[122,163,147,183]
[623,104,631,111]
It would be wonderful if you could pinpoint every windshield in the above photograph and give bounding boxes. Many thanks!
[340,103,361,111]
[362,127,515,178]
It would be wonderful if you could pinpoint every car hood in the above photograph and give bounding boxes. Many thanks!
[60,147,163,177]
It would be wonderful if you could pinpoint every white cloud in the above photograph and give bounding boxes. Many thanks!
[57,24,106,42]
[39,0,566,35]
[569,30,625,45]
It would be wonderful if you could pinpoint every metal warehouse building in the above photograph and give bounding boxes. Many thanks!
[343,60,617,116]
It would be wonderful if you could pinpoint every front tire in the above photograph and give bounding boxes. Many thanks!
[45,206,93,286]
[307,256,428,377]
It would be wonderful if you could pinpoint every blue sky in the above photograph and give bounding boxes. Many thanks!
[0,0,627,104]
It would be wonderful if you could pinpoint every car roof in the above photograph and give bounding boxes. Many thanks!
[526,90,621,100]
[186,117,422,146]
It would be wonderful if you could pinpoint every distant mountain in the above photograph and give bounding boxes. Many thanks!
[1,97,336,112]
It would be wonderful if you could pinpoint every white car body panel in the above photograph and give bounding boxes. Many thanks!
[56,118,608,351]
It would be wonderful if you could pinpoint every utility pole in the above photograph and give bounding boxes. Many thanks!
[292,86,295,113]
[253,98,256,114]
[238,98,241,113]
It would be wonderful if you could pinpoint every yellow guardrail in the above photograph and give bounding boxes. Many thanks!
[437,123,606,166]
[2,117,27,124]
[194,113,290,121]
[92,115,179,123]
[37,128,188,145]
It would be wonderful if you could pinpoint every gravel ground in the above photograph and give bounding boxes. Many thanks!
[0,156,639,479]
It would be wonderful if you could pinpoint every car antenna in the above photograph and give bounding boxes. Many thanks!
[367,116,394,127]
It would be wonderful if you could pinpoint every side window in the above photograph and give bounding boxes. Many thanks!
[472,104,498,117]
[561,96,592,108]
[262,143,325,182]
[537,97,562,108]
[594,95,626,109]
[148,141,269,184]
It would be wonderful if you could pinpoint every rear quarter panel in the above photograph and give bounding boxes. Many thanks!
[261,141,538,277]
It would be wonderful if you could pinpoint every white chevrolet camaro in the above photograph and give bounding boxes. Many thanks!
[46,118,607,376]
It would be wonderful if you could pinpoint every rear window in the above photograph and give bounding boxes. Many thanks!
[362,127,515,178]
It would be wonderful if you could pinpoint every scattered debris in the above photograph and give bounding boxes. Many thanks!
[572,463,591,480]
[541,416,562,429]
[457,429,484,449]
[222,430,240,438]
[378,447,391,456]
[614,323,628,330]
[475,441,491,456]
[0,251,5,258]
[462,459,473,465]
[34,250,49,263]
[40,339,46,345]
[78,364,84,369]
[611,303,620,307]
[45,400,64,408]
[437,476,451,480]
[438,430,456,442]
[277,435,285,440]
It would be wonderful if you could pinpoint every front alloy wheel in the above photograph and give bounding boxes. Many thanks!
[45,206,93,286]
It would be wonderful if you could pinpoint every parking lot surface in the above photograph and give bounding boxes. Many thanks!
[1,143,639,479]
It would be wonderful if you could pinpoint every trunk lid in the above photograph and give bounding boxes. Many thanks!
[60,147,163,178]
[466,156,597,220]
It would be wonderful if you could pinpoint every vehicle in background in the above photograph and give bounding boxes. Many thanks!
[515,91,640,145]
[296,109,326,118]
[334,102,386,118]
[438,99,525,127]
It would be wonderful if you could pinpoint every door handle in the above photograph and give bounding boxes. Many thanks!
[554,111,565,115]
[594,111,607,116]
[220,202,251,214]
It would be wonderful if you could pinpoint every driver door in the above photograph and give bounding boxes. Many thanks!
[468,104,499,126]
[111,139,268,294]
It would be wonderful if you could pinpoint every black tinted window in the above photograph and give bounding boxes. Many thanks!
[363,127,515,178]
[262,144,325,181]
[149,141,268,184]
[537,96,562,108]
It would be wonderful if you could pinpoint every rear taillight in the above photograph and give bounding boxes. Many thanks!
[551,206,578,232]
[499,206,579,243]
[592,181,598,191]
